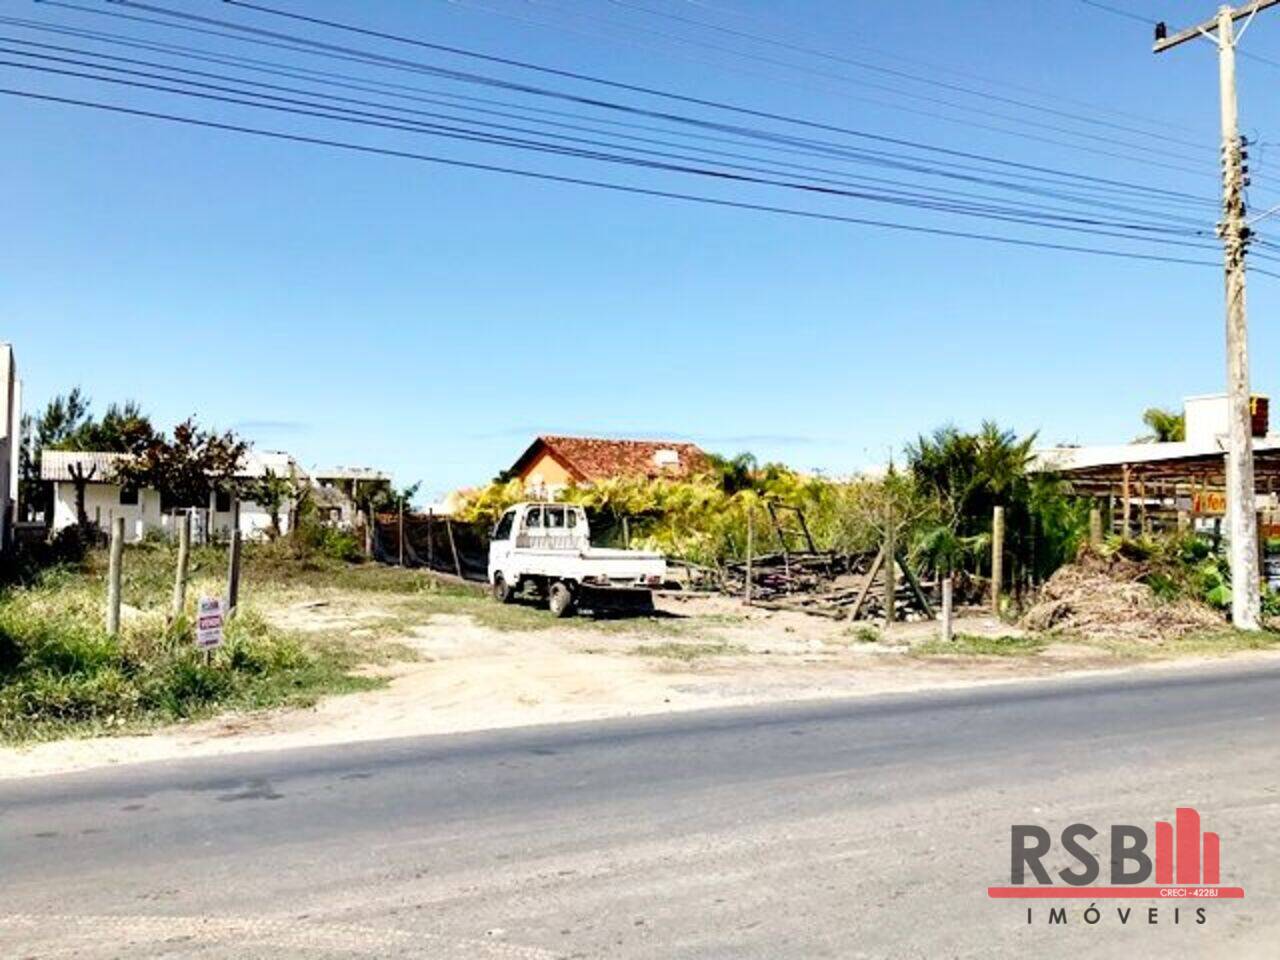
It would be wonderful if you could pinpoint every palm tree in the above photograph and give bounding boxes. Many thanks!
[1139,407,1186,443]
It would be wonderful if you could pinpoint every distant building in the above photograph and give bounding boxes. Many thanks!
[0,343,20,550]
[1036,393,1274,482]
[508,435,711,496]
[310,465,391,526]
[1034,394,1280,535]
[42,449,305,543]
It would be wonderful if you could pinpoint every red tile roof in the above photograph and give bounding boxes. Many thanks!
[512,436,712,484]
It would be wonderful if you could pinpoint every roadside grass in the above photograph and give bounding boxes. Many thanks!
[0,544,408,744]
[911,633,1048,658]
[630,641,745,662]
[1062,627,1280,660]
[845,625,881,644]
[0,540,725,742]
[910,626,1280,661]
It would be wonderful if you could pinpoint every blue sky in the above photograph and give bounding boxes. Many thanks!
[4,0,1280,501]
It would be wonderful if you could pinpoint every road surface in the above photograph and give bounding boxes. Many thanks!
[3,661,1278,958]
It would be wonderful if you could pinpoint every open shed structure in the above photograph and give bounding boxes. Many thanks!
[1035,437,1280,541]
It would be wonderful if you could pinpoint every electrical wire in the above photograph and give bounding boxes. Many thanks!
[2,83,1257,274]
[441,0,1219,178]
[0,32,1221,236]
[217,0,1215,175]
[77,0,1222,206]
[1,52,1229,251]
[597,0,1212,154]
[17,7,1227,221]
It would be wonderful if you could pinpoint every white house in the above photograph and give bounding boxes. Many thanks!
[42,448,306,543]
[0,344,21,550]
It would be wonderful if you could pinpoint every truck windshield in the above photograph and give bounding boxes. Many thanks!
[493,511,514,541]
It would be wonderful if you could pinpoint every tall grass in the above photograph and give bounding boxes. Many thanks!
[0,544,386,743]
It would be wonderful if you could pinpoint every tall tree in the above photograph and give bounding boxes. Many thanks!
[21,391,157,525]
[114,419,247,510]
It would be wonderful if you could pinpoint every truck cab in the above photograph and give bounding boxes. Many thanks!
[488,502,666,617]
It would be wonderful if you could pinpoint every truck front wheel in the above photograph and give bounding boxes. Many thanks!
[492,573,515,604]
[548,581,576,618]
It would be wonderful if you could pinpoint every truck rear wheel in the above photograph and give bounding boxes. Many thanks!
[492,573,515,604]
[548,581,576,618]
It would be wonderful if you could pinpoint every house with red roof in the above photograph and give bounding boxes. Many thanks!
[508,436,711,494]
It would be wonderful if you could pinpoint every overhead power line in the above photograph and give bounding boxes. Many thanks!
[0,51,1227,251]
[445,0,1214,169]
[0,30,1220,235]
[11,2,1276,276]
[84,0,1220,205]
[596,0,1212,154]
[675,0,1201,133]
[8,83,1271,276]
[441,0,1219,178]
[13,7,1228,219]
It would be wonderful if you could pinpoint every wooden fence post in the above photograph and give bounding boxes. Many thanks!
[226,500,242,615]
[940,575,954,643]
[445,517,463,580]
[106,516,124,636]
[622,516,630,549]
[744,508,753,606]
[1089,506,1103,549]
[883,502,896,625]
[398,497,405,567]
[427,509,435,570]
[1121,464,1132,537]
[991,505,1005,616]
[171,511,191,620]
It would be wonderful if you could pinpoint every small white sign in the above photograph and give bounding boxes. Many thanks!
[195,596,225,650]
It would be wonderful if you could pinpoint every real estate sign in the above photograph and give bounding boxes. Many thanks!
[196,596,225,650]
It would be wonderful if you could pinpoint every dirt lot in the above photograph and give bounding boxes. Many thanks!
[2,580,1277,780]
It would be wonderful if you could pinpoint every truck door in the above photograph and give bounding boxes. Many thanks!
[489,508,516,581]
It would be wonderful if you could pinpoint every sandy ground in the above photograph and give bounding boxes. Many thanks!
[3,592,1277,781]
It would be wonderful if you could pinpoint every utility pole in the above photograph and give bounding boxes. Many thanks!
[1155,1,1278,630]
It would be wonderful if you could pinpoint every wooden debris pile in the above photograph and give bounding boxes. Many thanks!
[720,549,935,622]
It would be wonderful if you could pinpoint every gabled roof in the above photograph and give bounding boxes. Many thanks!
[40,450,131,482]
[312,465,390,482]
[40,448,302,482]
[511,435,712,484]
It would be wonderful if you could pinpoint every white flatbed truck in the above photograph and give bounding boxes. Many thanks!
[488,502,666,617]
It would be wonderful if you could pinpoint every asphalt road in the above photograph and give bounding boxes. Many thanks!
[4,661,1280,959]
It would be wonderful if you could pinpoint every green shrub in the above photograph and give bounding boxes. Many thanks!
[0,561,376,742]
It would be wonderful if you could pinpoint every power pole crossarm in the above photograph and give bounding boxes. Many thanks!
[1153,0,1276,630]
[1153,0,1280,52]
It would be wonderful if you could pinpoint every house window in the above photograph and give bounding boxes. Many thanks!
[119,485,139,506]
[215,489,233,513]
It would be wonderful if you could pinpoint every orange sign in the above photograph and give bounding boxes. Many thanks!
[1192,491,1227,515]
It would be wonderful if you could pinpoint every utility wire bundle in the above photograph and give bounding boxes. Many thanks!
[2,0,1277,276]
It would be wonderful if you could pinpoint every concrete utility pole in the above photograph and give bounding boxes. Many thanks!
[1155,1,1279,630]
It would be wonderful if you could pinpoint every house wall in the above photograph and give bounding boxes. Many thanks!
[518,449,576,493]
[52,482,162,540]
[51,482,293,543]
[0,344,17,549]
